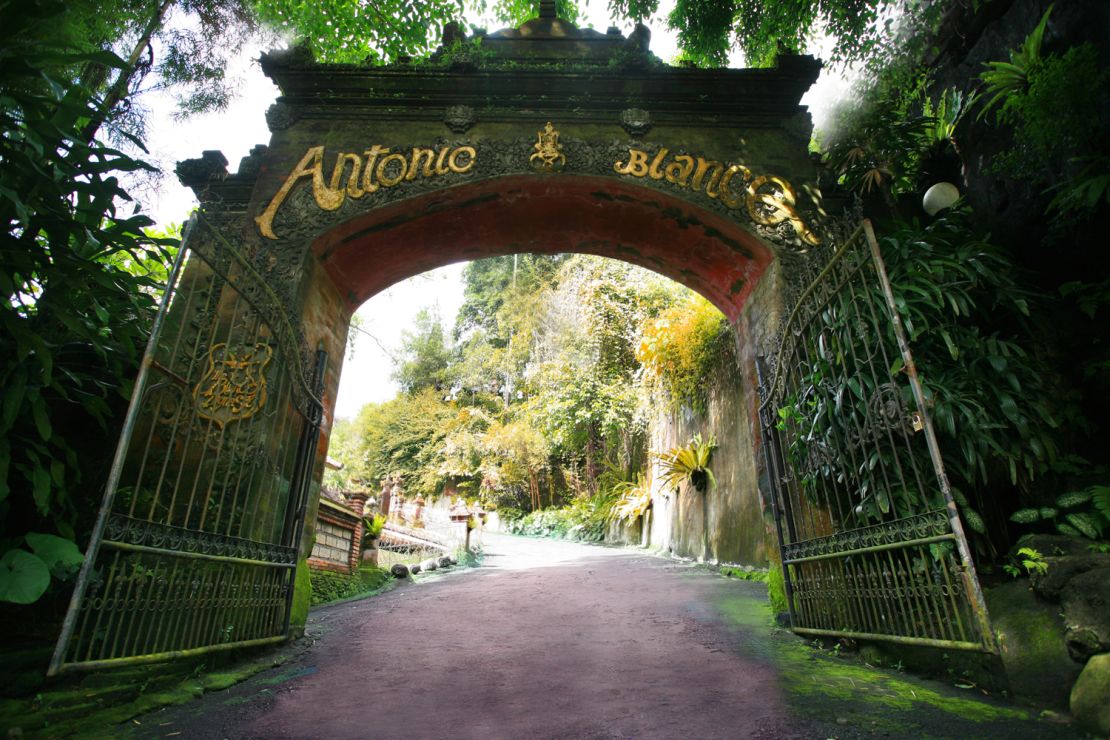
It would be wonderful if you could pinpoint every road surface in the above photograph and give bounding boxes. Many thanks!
[131,533,1078,739]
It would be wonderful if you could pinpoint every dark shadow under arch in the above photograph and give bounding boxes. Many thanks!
[311,175,774,323]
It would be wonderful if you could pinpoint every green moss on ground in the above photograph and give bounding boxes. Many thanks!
[713,591,1036,733]
[0,650,291,738]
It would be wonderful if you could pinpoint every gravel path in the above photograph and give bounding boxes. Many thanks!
[131,533,1080,739]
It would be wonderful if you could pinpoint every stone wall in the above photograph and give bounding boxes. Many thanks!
[639,263,783,566]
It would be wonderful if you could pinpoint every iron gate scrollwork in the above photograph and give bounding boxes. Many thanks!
[757,221,996,652]
[49,215,326,674]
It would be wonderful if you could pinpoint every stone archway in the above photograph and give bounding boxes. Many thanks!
[50,7,833,673]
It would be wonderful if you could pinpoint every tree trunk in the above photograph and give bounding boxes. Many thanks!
[79,0,175,145]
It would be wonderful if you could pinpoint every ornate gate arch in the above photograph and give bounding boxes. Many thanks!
[51,5,992,674]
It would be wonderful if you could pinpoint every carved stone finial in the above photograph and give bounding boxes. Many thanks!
[619,108,652,137]
[539,0,557,19]
[237,145,269,179]
[265,102,297,132]
[175,150,229,189]
[442,21,465,46]
[444,105,476,134]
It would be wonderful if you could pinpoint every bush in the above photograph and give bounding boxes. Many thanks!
[309,567,390,606]
[506,493,616,542]
[766,562,788,616]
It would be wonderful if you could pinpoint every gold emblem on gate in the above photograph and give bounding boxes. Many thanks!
[530,122,565,171]
[193,343,273,427]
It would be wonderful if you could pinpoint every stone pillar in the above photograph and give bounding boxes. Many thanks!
[347,492,369,574]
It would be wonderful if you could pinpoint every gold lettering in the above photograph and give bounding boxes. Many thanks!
[614,148,650,177]
[331,152,365,198]
[746,175,820,246]
[408,148,437,180]
[664,155,695,186]
[256,146,343,240]
[435,146,451,175]
[717,163,752,208]
[447,146,476,173]
[692,157,724,197]
[361,145,389,193]
[648,148,669,180]
[377,153,408,187]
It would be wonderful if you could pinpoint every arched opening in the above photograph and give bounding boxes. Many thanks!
[311,175,775,323]
[306,175,779,575]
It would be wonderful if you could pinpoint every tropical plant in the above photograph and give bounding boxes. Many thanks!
[610,473,651,522]
[637,294,733,414]
[824,84,973,206]
[976,5,1051,122]
[1011,485,1110,541]
[0,11,178,604]
[1001,546,1049,579]
[655,434,717,494]
[976,5,1110,224]
[363,513,387,543]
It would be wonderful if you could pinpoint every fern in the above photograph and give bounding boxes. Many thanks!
[655,434,718,494]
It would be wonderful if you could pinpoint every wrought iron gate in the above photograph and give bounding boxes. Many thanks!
[757,221,995,652]
[49,216,325,674]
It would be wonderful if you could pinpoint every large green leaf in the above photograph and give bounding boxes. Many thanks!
[0,549,51,604]
[26,532,84,577]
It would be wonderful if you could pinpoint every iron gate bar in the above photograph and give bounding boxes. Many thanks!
[48,244,189,676]
[49,217,322,675]
[862,220,995,649]
[757,220,997,653]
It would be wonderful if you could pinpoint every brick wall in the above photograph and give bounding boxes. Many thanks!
[307,498,362,575]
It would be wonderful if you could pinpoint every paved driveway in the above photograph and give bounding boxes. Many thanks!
[132,533,1078,739]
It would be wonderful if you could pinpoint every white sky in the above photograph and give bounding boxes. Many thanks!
[141,1,852,420]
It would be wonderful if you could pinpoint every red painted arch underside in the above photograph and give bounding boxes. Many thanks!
[312,175,773,323]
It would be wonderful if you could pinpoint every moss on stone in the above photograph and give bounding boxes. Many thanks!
[765,556,788,615]
[289,558,312,631]
[986,580,1081,710]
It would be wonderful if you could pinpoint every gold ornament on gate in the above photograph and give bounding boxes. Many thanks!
[530,122,566,171]
[193,342,273,427]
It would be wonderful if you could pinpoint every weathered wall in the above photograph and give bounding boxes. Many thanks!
[639,259,785,566]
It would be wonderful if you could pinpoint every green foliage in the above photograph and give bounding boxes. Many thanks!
[363,513,386,542]
[720,566,767,581]
[506,491,617,541]
[610,473,651,522]
[977,5,1053,122]
[0,533,83,605]
[252,0,463,64]
[824,84,973,202]
[880,211,1058,505]
[332,255,718,523]
[1011,485,1110,541]
[0,550,51,605]
[0,3,179,602]
[1002,547,1048,579]
[309,566,390,606]
[977,7,1110,225]
[655,433,717,494]
[661,0,888,68]
[766,560,788,615]
[472,0,581,27]
[393,308,451,393]
[637,294,733,414]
